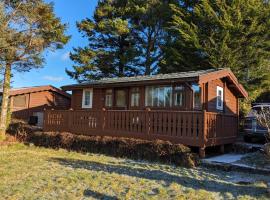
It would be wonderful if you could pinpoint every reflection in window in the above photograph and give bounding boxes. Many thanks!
[105,89,113,107]
[131,88,140,107]
[174,86,184,106]
[145,86,172,107]
[116,90,126,107]
[192,84,201,109]
[82,89,93,108]
[216,86,223,110]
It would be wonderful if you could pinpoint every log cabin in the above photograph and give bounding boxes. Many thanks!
[0,85,71,126]
[43,68,248,157]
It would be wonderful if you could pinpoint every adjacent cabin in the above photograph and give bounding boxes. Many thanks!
[44,68,248,157]
[0,85,71,126]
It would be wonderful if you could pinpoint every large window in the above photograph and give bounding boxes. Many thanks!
[116,90,126,107]
[174,86,184,106]
[131,88,140,107]
[192,84,201,109]
[145,86,172,107]
[82,89,93,108]
[105,89,113,107]
[216,86,224,110]
[13,95,27,107]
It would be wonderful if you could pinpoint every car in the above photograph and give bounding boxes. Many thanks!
[243,103,270,143]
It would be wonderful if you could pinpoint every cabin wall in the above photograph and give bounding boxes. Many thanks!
[206,79,238,114]
[71,84,194,111]
[69,79,240,115]
[71,88,104,110]
[10,91,70,112]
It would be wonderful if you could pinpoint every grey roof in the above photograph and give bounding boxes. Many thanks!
[63,68,223,89]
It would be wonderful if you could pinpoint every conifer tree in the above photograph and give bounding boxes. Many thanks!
[163,0,270,105]
[127,0,177,75]
[66,0,176,81]
[66,0,139,81]
[0,0,69,139]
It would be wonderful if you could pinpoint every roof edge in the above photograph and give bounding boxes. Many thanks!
[3,85,71,98]
[198,68,248,98]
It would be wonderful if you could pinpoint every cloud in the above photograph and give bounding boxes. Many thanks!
[43,76,65,82]
[61,52,70,61]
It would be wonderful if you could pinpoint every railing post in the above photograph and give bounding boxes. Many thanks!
[67,108,73,132]
[102,108,106,131]
[146,108,151,136]
[200,110,208,158]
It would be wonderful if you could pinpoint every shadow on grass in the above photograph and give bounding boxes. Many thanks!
[50,157,268,198]
[84,189,118,200]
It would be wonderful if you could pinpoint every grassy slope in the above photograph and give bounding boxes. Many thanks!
[0,144,269,200]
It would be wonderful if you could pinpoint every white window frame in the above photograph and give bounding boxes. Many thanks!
[216,86,224,110]
[82,88,93,108]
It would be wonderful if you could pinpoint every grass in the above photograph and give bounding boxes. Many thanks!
[0,144,270,200]
[237,152,270,170]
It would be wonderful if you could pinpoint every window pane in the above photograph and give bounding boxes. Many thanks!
[192,84,201,109]
[153,87,159,106]
[131,88,140,107]
[82,89,93,108]
[164,87,172,107]
[174,86,184,106]
[84,91,90,106]
[105,89,112,107]
[116,90,126,107]
[13,95,27,107]
[216,86,223,110]
[158,87,164,106]
[145,86,172,107]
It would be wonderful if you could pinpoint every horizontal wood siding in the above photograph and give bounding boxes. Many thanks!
[207,79,238,114]
[44,110,238,147]
[11,91,71,120]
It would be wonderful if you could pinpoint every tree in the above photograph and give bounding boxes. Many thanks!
[162,0,270,108]
[66,0,177,82]
[255,107,270,157]
[66,0,139,81]
[127,0,177,75]
[0,0,69,139]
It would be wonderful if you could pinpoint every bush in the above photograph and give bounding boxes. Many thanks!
[7,121,199,168]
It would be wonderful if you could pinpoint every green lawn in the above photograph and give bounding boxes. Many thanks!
[0,144,269,200]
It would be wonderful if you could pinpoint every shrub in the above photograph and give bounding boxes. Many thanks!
[255,108,270,158]
[7,121,199,168]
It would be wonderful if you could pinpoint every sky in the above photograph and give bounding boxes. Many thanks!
[12,0,99,88]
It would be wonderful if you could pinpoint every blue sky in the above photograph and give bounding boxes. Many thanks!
[12,0,99,88]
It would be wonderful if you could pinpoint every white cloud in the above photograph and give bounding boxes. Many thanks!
[61,52,70,61]
[43,76,65,82]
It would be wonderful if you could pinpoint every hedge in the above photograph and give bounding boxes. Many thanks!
[8,121,199,168]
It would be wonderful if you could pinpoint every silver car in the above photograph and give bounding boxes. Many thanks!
[243,104,269,142]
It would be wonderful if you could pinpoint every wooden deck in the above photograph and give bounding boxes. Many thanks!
[43,109,238,152]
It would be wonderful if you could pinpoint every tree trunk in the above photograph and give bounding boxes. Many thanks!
[0,63,11,139]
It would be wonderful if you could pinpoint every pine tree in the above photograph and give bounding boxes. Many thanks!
[0,0,69,139]
[127,0,177,75]
[66,0,139,82]
[162,0,270,103]
[66,0,177,81]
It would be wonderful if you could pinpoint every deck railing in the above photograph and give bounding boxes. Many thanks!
[43,109,238,148]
